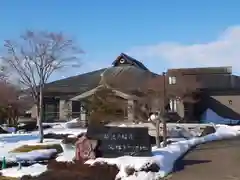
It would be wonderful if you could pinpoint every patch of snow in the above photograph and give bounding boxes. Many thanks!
[201,108,240,125]
[25,139,62,146]
[62,118,82,129]
[43,127,87,136]
[0,163,47,177]
[18,123,26,127]
[159,138,187,147]
[51,123,66,129]
[86,125,240,180]
[42,122,63,126]
[56,143,75,162]
[56,150,75,162]
[119,124,127,127]
[0,134,39,143]
[0,133,62,163]
[151,125,202,139]
[3,149,57,163]
[68,134,78,138]
[0,125,16,133]
[148,114,158,122]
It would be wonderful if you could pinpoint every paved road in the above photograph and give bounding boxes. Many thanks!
[169,137,240,180]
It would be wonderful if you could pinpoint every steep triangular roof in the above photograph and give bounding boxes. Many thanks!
[112,53,149,71]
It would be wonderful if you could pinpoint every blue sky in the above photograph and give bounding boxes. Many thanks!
[1,0,240,80]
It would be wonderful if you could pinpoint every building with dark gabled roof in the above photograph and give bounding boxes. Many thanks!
[26,53,157,123]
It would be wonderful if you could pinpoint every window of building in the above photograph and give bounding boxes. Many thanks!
[169,76,176,85]
[169,99,177,112]
[44,103,59,122]
[72,101,81,113]
[119,58,126,64]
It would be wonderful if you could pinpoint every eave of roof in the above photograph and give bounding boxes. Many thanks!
[43,68,106,95]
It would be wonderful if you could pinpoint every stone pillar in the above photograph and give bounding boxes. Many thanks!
[59,100,72,121]
[177,100,184,119]
[127,100,134,121]
[59,100,65,120]
[30,105,38,120]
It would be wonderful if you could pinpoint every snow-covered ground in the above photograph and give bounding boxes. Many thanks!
[0,119,86,165]
[0,134,62,162]
[0,121,240,180]
[0,135,59,177]
[1,163,47,178]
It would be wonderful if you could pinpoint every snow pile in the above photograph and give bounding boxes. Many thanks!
[1,163,47,177]
[86,125,240,180]
[201,108,240,125]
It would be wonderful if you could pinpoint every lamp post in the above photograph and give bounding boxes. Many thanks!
[229,100,232,125]
[8,104,12,125]
[162,72,167,147]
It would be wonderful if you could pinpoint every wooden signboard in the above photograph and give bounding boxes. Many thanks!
[86,126,151,158]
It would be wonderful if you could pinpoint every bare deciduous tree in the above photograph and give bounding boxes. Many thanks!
[2,30,83,142]
[0,79,20,125]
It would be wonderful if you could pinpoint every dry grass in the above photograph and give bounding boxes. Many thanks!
[0,176,18,180]
[10,144,63,154]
